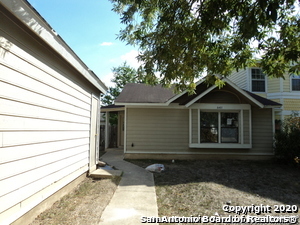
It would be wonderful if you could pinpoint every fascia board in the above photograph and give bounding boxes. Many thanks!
[114,102,169,106]
[101,107,125,112]
[166,79,205,104]
[223,78,264,108]
[185,85,217,107]
[1,0,107,93]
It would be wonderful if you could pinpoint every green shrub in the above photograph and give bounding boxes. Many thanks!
[274,112,300,165]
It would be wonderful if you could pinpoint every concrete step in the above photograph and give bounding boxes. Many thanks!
[89,168,123,179]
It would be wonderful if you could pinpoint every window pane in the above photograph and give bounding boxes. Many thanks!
[200,112,218,143]
[252,80,265,92]
[251,68,265,92]
[292,79,300,91]
[251,68,265,79]
[221,113,239,143]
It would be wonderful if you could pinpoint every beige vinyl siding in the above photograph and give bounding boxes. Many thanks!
[283,76,290,92]
[191,109,198,143]
[126,108,189,153]
[0,9,100,224]
[267,77,280,93]
[283,99,300,111]
[243,110,250,144]
[125,106,273,157]
[251,108,273,154]
[228,69,248,90]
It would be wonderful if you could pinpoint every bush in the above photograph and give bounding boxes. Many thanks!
[274,112,300,165]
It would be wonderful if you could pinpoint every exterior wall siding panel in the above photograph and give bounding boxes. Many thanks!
[283,99,300,111]
[267,77,280,93]
[126,108,189,153]
[191,109,198,143]
[125,107,274,157]
[243,110,250,144]
[251,108,273,154]
[0,5,104,224]
[228,69,247,90]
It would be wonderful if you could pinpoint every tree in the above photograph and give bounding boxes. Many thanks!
[102,62,142,106]
[110,0,300,93]
[102,62,155,123]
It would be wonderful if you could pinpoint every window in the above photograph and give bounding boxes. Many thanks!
[200,112,218,143]
[200,112,239,144]
[291,74,300,91]
[221,112,239,143]
[251,68,265,92]
[189,104,251,149]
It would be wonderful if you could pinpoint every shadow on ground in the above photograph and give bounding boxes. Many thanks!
[128,159,300,207]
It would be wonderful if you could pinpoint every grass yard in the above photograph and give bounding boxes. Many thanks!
[129,159,300,224]
[29,176,120,225]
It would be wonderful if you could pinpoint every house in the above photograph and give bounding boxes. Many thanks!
[0,1,107,224]
[228,67,300,122]
[106,78,281,160]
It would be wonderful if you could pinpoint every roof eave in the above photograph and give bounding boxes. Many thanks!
[1,0,107,93]
[223,78,265,108]
[115,102,169,106]
[166,79,205,104]
[263,105,282,108]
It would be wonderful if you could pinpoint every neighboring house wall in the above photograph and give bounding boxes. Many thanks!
[267,77,281,93]
[0,2,104,225]
[227,68,248,90]
[229,68,300,121]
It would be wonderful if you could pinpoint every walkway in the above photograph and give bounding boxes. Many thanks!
[98,149,158,225]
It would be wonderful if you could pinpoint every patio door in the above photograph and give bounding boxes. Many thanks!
[89,96,99,173]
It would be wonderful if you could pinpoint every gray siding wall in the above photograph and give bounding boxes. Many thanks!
[191,109,198,143]
[251,108,273,154]
[126,108,189,153]
[125,107,274,158]
[243,110,250,144]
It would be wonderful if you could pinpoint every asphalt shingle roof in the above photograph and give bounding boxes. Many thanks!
[115,83,176,103]
[115,83,281,107]
[244,90,281,106]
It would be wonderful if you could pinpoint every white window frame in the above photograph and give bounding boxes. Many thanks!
[291,74,300,92]
[189,104,252,149]
[250,68,266,93]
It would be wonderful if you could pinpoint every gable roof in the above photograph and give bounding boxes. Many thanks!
[115,81,281,108]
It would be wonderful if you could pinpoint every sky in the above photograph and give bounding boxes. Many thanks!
[26,0,141,88]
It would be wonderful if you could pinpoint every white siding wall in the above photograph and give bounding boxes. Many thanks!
[0,8,99,224]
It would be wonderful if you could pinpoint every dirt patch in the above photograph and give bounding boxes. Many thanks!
[29,176,120,225]
[128,159,300,224]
